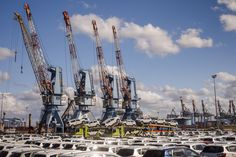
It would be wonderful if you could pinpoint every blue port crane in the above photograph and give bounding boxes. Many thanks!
[92,20,119,121]
[112,26,139,120]
[62,11,96,123]
[14,3,64,133]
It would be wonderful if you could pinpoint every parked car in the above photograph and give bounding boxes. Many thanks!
[102,116,120,127]
[200,144,236,157]
[177,142,206,153]
[61,151,121,157]
[67,118,89,126]
[136,118,152,125]
[8,147,42,157]
[122,119,136,126]
[143,147,200,157]
[86,120,100,127]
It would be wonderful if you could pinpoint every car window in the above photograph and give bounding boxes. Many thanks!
[184,149,199,157]
[10,152,21,157]
[202,146,224,153]
[143,150,164,157]
[117,148,134,156]
[25,153,31,157]
[226,145,236,152]
[51,144,60,149]
[192,145,205,150]
[172,149,185,156]
[137,149,142,155]
[34,155,46,157]
[76,146,87,151]
[0,151,9,157]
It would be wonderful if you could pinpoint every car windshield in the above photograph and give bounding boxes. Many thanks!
[202,146,224,153]
[192,144,205,150]
[51,143,60,149]
[34,155,46,157]
[42,143,50,148]
[93,147,109,152]
[76,146,87,151]
[143,150,164,157]
[117,148,134,156]
[0,151,9,157]
[226,146,236,152]
[9,152,21,157]
[63,144,73,149]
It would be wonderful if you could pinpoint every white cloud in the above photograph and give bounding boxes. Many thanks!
[218,0,236,12]
[70,14,122,42]
[70,13,179,56]
[0,71,10,83]
[137,90,162,104]
[69,13,214,56]
[220,14,236,31]
[176,28,213,48]
[121,23,179,56]
[135,72,236,118]
[217,72,236,82]
[0,47,14,60]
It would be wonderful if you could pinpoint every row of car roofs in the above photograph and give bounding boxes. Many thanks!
[0,130,236,156]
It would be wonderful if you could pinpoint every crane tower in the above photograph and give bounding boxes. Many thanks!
[112,25,139,120]
[62,11,96,123]
[14,3,64,133]
[92,20,119,121]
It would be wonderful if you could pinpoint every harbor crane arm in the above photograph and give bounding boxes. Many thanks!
[63,11,84,95]
[14,11,52,95]
[23,3,52,95]
[92,20,113,101]
[112,26,131,108]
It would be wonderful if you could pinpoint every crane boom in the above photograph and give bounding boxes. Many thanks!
[112,26,131,108]
[92,20,113,103]
[63,11,81,91]
[23,3,52,95]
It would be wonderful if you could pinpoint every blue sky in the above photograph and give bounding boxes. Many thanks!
[1,0,236,122]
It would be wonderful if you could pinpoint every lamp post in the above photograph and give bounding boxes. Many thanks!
[212,74,218,128]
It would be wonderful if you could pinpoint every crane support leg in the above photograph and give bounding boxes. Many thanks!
[39,105,64,133]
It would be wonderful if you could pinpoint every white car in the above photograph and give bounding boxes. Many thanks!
[67,118,89,126]
[136,118,152,124]
[86,120,100,127]
[122,119,136,126]
[103,116,120,127]
[178,142,206,153]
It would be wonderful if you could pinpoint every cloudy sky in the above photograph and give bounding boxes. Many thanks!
[1,0,236,124]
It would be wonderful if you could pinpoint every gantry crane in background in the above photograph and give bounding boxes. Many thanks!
[228,100,236,116]
[62,11,96,124]
[92,20,119,121]
[112,26,139,120]
[217,100,228,118]
[14,3,64,133]
[201,100,213,127]
[180,97,192,117]
[192,100,201,125]
[228,100,236,123]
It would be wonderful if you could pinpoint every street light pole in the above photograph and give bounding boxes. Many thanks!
[212,74,218,128]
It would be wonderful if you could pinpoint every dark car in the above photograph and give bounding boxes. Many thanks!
[143,147,200,157]
[200,145,226,157]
